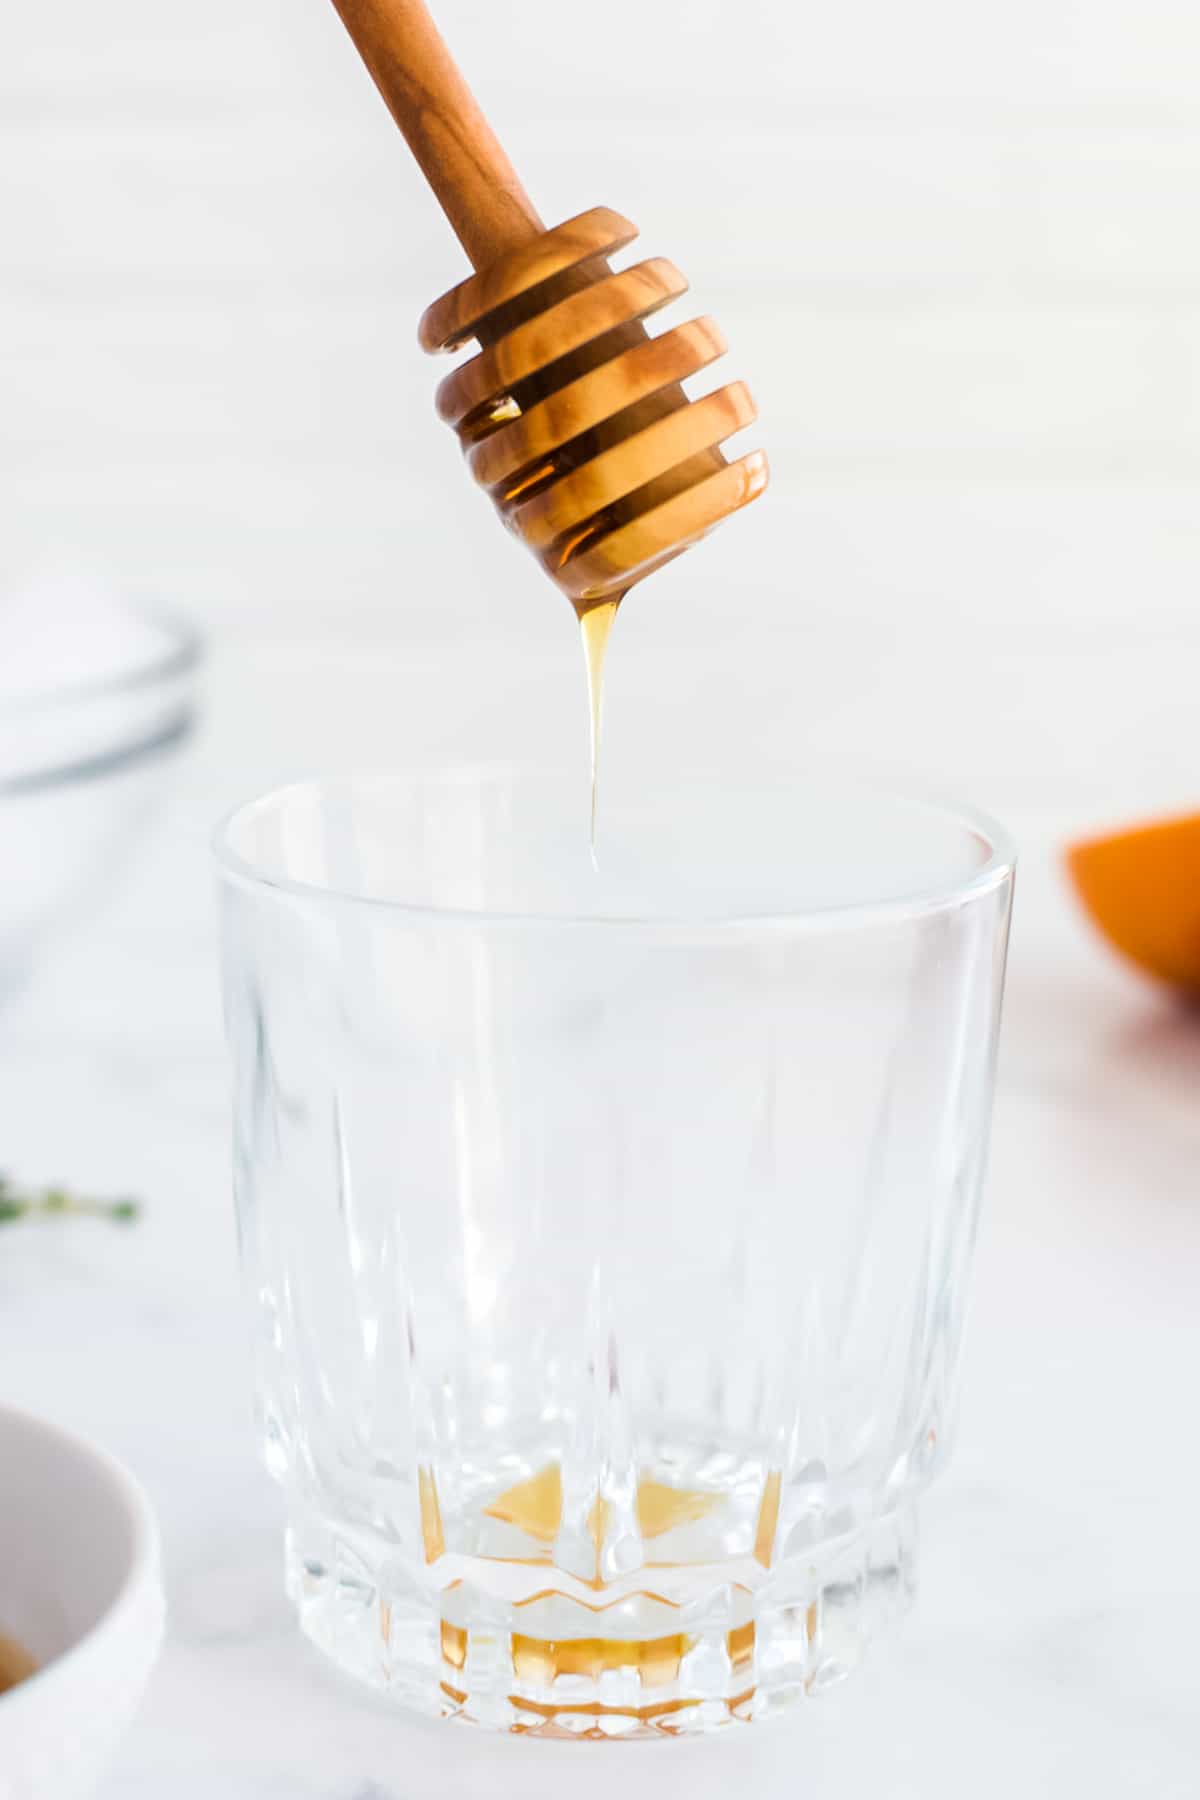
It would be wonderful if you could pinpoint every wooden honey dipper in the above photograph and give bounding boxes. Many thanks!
[329,0,769,610]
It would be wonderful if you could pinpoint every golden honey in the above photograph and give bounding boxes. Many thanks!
[0,1631,36,1694]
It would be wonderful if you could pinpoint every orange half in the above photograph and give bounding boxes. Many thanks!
[1066,811,1200,995]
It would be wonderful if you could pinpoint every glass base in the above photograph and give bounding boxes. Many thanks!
[285,1503,918,1736]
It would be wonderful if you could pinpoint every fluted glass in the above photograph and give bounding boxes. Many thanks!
[215,768,1013,1735]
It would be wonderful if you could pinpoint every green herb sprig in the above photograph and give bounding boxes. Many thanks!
[0,1176,141,1226]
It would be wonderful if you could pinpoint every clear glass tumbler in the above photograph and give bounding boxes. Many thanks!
[215,768,1014,1736]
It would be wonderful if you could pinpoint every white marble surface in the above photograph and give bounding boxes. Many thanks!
[1,630,1198,1799]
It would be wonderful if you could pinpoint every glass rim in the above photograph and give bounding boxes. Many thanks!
[212,765,1017,932]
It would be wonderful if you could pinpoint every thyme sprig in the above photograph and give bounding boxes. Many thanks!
[0,1175,140,1226]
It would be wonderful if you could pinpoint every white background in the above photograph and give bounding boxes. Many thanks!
[2,2,1198,1794]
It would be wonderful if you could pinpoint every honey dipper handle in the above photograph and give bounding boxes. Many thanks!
[328,0,544,270]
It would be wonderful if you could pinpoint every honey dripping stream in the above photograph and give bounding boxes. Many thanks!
[576,595,621,860]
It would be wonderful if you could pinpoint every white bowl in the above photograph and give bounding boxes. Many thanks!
[0,589,202,1004]
[0,1405,164,1800]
